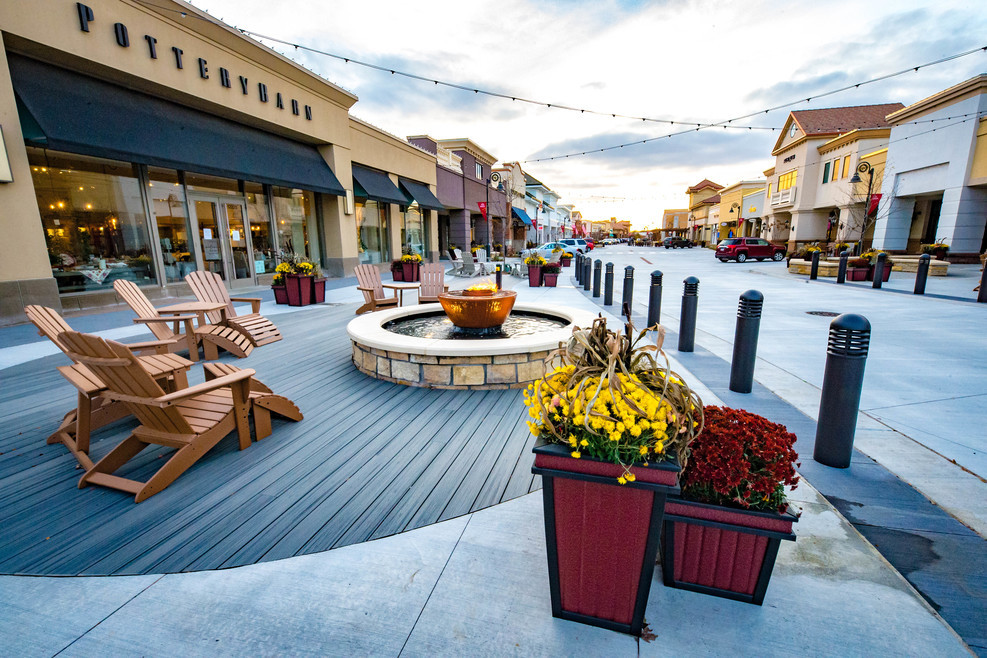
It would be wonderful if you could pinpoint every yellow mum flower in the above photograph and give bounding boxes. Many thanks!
[626,472,636,482]
[639,445,648,456]
[571,451,581,459]
[630,426,642,438]
[655,440,664,453]
[580,439,589,447]
[617,476,627,485]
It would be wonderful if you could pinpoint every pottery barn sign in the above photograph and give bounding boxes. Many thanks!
[75,2,313,121]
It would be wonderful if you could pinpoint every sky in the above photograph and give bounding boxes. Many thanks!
[188,0,987,229]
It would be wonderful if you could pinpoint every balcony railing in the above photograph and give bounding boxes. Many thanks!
[770,187,796,207]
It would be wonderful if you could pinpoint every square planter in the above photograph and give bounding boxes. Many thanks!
[401,262,420,282]
[532,441,680,636]
[561,258,572,267]
[272,285,288,305]
[312,277,326,304]
[528,265,542,287]
[846,267,868,282]
[661,498,797,605]
[285,274,313,306]
[866,265,891,282]
[391,262,405,282]
[543,272,559,287]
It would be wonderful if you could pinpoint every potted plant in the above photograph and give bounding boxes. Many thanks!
[846,257,870,281]
[542,263,561,287]
[561,251,574,267]
[391,259,405,281]
[528,318,704,635]
[524,254,546,287]
[285,259,317,306]
[661,405,800,606]
[921,240,950,260]
[862,250,893,281]
[401,253,422,282]
[831,242,851,256]
[272,266,290,305]
[803,244,822,261]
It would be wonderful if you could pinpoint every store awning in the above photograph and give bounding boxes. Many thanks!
[398,178,444,211]
[9,54,345,196]
[352,165,408,205]
[512,207,533,226]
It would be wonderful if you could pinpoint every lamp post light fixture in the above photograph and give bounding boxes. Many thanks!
[848,161,874,256]
[729,202,743,236]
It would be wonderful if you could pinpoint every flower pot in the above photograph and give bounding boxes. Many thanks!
[527,265,542,287]
[561,258,571,267]
[312,277,326,304]
[402,262,420,282]
[531,441,680,636]
[543,272,558,287]
[846,267,869,282]
[285,274,313,306]
[392,262,405,282]
[661,498,797,605]
[272,285,288,305]
[866,265,891,282]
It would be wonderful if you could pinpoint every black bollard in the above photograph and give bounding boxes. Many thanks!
[729,290,764,394]
[872,252,887,289]
[495,265,502,291]
[837,251,849,284]
[583,257,592,291]
[604,263,614,306]
[622,266,634,317]
[575,253,582,284]
[678,277,699,352]
[914,254,930,295]
[809,251,821,280]
[593,260,602,298]
[813,314,871,468]
[979,265,987,303]
[647,270,663,328]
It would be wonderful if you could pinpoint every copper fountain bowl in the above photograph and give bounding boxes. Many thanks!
[438,290,518,329]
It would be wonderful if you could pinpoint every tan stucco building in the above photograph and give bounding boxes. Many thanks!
[0,0,442,323]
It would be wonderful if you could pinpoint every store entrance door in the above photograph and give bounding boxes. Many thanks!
[190,196,254,288]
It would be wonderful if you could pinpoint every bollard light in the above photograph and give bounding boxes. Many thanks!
[813,314,871,468]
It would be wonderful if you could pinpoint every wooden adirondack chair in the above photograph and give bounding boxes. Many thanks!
[354,264,399,314]
[418,263,449,303]
[58,330,259,502]
[185,270,282,347]
[24,305,193,470]
[451,251,479,277]
[114,280,254,360]
[202,362,303,440]
[446,248,465,276]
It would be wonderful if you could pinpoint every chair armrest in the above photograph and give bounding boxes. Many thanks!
[132,315,198,324]
[357,286,375,292]
[230,297,261,314]
[153,368,256,406]
[125,338,179,355]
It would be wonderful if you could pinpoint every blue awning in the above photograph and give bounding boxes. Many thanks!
[398,178,444,211]
[352,165,408,205]
[9,54,345,196]
[512,207,533,226]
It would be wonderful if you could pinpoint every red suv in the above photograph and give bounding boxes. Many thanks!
[715,238,786,263]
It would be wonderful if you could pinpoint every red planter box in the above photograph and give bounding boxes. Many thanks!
[392,262,404,281]
[866,265,891,282]
[846,268,868,282]
[272,285,288,305]
[285,274,313,306]
[543,272,558,287]
[402,262,420,282]
[528,265,542,287]
[661,498,797,605]
[532,442,680,635]
[312,277,326,304]
[561,258,572,267]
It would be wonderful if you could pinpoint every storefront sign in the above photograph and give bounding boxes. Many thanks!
[75,3,313,121]
[783,154,796,163]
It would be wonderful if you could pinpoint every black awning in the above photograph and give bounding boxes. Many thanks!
[8,54,344,196]
[351,165,408,205]
[512,207,533,226]
[398,178,444,211]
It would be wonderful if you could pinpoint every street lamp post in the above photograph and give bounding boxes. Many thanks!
[729,203,743,237]
[848,162,874,256]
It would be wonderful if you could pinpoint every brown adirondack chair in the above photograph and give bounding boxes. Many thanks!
[58,330,260,502]
[202,362,303,439]
[24,305,192,470]
[355,264,399,314]
[418,263,449,303]
[114,279,254,361]
[184,270,282,346]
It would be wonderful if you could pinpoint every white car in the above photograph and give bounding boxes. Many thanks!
[526,242,570,261]
[559,238,589,253]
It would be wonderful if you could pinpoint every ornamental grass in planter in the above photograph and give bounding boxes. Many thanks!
[662,405,800,606]
[528,318,703,635]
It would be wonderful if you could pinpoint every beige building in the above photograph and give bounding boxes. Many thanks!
[685,179,723,246]
[660,209,689,237]
[0,0,441,323]
[713,181,765,242]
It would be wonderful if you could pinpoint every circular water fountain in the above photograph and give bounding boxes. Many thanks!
[347,291,596,389]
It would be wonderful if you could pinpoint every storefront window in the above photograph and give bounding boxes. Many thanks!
[402,203,426,257]
[29,148,157,293]
[245,183,275,275]
[356,199,389,264]
[147,167,195,283]
[272,187,319,263]
[185,171,240,196]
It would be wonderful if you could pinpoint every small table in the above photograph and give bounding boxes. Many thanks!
[382,282,421,306]
[157,301,228,327]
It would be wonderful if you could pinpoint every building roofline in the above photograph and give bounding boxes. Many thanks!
[887,74,987,124]
[817,128,891,155]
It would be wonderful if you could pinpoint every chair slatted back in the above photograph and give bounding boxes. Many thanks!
[460,251,477,275]
[114,280,176,341]
[58,331,193,435]
[24,305,74,354]
[547,250,563,264]
[419,263,445,298]
[354,264,385,302]
[185,270,234,323]
[452,249,463,261]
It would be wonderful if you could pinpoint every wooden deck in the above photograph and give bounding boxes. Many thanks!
[0,304,540,576]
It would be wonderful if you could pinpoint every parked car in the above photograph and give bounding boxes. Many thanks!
[527,242,570,261]
[661,237,694,249]
[585,239,596,251]
[558,238,589,253]
[715,238,787,262]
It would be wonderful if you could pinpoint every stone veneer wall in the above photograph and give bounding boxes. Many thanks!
[352,342,560,389]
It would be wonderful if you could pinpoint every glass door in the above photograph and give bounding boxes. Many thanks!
[192,199,227,280]
[224,201,254,287]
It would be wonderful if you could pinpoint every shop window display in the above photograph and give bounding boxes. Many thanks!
[30,148,157,293]
[273,186,319,263]
[148,167,195,283]
[356,199,388,264]
[245,182,275,275]
[402,203,426,257]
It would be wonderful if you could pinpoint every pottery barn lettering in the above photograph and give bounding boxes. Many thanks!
[74,3,313,121]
